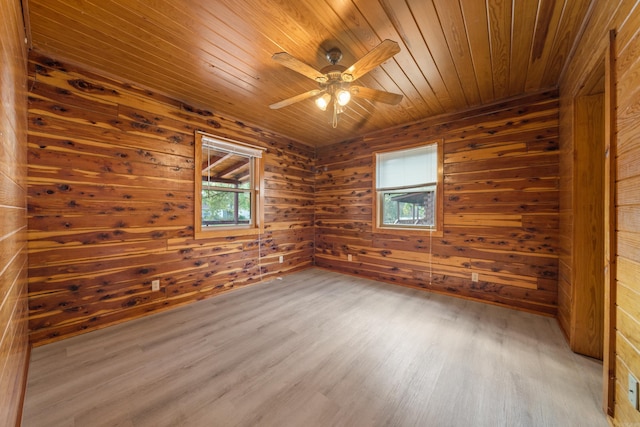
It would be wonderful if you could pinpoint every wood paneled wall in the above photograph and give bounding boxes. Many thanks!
[0,0,29,424]
[559,1,640,424]
[315,91,560,316]
[26,54,315,346]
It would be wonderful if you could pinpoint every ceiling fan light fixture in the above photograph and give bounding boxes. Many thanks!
[336,89,351,106]
[315,93,331,111]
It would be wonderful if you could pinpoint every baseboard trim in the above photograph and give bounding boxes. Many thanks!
[15,344,31,427]
[16,344,31,427]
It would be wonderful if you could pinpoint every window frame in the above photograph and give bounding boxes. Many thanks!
[194,131,264,239]
[372,140,444,237]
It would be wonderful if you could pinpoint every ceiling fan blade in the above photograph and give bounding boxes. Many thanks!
[269,89,323,109]
[351,86,403,105]
[272,52,327,82]
[342,39,401,82]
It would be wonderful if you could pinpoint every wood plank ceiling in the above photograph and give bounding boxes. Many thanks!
[25,0,594,147]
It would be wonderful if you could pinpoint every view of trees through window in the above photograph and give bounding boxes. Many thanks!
[201,183,251,226]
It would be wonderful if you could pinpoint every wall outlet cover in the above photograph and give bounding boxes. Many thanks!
[629,373,639,410]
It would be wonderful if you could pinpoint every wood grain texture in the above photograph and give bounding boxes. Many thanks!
[12,2,640,426]
[570,92,605,359]
[26,54,315,346]
[559,35,608,361]
[23,0,593,147]
[558,0,640,424]
[21,268,607,427]
[0,0,30,425]
[315,90,560,316]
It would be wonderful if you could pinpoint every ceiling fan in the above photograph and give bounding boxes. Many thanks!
[269,39,403,128]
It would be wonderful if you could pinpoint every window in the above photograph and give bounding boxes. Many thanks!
[194,132,264,238]
[374,141,443,233]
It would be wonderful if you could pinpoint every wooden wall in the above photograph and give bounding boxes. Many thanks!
[315,91,560,316]
[559,1,640,424]
[26,54,315,346]
[0,0,29,424]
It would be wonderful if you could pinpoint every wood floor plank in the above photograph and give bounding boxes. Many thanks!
[22,268,606,426]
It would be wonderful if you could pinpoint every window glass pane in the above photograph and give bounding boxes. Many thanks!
[381,189,436,227]
[201,142,253,227]
[202,146,251,190]
[377,144,437,189]
[201,189,252,226]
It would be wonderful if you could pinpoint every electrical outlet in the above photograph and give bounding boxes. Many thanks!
[347,254,353,262]
[629,373,639,410]
[471,272,479,282]
[279,255,284,263]
[151,279,160,292]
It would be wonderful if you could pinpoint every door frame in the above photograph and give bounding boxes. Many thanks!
[602,29,616,417]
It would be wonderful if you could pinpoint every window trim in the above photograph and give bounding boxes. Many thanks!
[372,140,444,237]
[194,131,265,239]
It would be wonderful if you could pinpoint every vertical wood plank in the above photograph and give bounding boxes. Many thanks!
[486,0,512,99]
[0,0,30,425]
[571,91,604,359]
[459,0,494,102]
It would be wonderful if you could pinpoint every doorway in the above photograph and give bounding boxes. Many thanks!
[571,59,605,360]
[570,30,616,416]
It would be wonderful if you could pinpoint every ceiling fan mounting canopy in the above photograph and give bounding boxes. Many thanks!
[326,47,343,65]
[269,39,404,126]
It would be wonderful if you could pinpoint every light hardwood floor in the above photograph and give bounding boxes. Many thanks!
[22,268,607,426]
